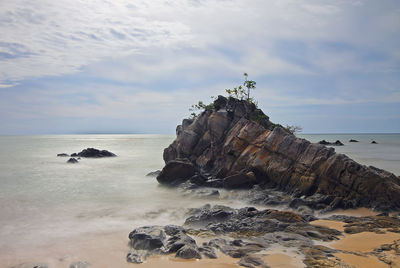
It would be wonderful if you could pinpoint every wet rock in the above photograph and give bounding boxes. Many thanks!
[127,224,199,263]
[371,140,378,144]
[146,170,161,177]
[175,245,201,259]
[57,153,69,157]
[349,139,359,142]
[199,245,217,258]
[72,148,116,158]
[67,157,78,164]
[238,255,268,268]
[156,159,196,186]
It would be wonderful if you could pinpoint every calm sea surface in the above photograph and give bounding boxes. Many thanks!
[0,134,399,266]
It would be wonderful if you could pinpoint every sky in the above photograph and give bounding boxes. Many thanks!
[0,0,399,135]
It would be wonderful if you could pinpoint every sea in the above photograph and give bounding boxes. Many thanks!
[0,133,399,267]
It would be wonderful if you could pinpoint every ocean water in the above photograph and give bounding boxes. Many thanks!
[0,133,399,267]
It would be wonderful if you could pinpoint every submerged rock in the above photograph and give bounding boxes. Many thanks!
[71,148,116,158]
[67,157,78,164]
[160,95,400,211]
[57,153,69,157]
[349,139,359,142]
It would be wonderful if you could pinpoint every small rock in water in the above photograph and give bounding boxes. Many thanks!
[71,148,116,158]
[318,140,344,146]
[67,157,79,164]
[349,139,359,142]
[371,140,378,144]
[146,170,161,177]
[57,153,69,157]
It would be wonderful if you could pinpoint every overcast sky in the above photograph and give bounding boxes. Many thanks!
[0,0,399,135]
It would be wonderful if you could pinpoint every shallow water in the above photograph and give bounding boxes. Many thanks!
[0,133,399,267]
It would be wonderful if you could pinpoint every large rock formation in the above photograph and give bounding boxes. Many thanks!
[159,96,400,211]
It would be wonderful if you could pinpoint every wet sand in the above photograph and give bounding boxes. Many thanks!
[310,219,346,232]
[3,212,400,268]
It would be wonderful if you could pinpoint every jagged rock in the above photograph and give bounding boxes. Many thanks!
[146,170,161,177]
[156,159,196,186]
[349,139,359,142]
[67,157,78,164]
[127,225,199,263]
[57,153,69,157]
[160,96,400,211]
[72,148,116,158]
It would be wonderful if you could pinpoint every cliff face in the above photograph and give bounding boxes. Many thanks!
[160,96,400,211]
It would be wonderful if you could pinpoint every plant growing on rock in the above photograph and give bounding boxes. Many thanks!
[285,125,303,134]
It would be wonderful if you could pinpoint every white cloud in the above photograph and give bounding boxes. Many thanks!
[1,0,399,83]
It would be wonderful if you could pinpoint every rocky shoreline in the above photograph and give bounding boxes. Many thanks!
[129,95,400,267]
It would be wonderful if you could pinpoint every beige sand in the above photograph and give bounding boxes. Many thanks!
[326,207,378,217]
[330,231,400,252]
[262,253,304,268]
[334,253,387,268]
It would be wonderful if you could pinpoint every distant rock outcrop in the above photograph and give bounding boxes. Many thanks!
[318,140,344,146]
[71,148,116,158]
[159,96,400,211]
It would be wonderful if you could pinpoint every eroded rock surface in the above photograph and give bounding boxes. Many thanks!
[159,96,400,211]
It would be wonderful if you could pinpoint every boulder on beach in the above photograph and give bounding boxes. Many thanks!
[159,95,400,211]
[71,148,116,158]
[156,159,195,186]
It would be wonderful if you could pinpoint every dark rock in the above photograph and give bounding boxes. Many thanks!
[175,245,201,259]
[146,170,161,177]
[318,140,344,146]
[371,140,378,144]
[69,262,90,268]
[223,173,256,189]
[72,148,116,158]
[156,159,196,186]
[127,225,199,263]
[349,139,359,142]
[67,158,78,164]
[57,153,69,157]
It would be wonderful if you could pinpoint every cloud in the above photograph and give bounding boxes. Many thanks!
[1,0,399,83]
